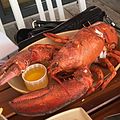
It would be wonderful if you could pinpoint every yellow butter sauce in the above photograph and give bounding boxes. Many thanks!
[24,67,45,81]
[22,64,48,91]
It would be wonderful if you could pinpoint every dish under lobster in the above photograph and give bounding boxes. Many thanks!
[0,21,120,116]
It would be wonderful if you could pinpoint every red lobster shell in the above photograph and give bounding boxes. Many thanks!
[0,22,119,116]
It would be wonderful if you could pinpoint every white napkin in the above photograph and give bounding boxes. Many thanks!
[0,32,19,60]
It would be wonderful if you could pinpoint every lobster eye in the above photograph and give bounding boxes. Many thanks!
[110,42,116,49]
[106,42,116,51]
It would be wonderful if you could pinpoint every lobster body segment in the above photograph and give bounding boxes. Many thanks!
[50,28,105,71]
[0,22,120,116]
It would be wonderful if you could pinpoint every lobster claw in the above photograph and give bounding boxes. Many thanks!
[0,64,21,86]
[0,50,31,86]
[9,72,92,116]
[0,44,60,86]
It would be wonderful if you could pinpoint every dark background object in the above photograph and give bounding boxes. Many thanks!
[0,0,76,24]
[16,6,105,50]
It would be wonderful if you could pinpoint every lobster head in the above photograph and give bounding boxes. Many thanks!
[90,22,118,50]
[48,45,81,78]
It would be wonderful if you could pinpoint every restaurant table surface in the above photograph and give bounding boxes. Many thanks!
[0,67,120,120]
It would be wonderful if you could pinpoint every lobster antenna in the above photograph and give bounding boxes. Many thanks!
[115,63,120,71]
[88,21,91,25]
[104,63,120,79]
[82,24,86,27]
[82,21,91,28]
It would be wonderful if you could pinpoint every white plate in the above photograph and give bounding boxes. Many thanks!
[8,30,78,93]
[46,107,92,120]
[8,76,29,94]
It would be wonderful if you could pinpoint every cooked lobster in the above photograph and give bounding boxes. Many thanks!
[0,22,120,116]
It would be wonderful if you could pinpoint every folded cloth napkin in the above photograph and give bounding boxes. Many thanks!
[0,32,19,60]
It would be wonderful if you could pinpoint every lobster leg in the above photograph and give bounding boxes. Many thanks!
[99,58,116,89]
[87,65,104,94]
[107,50,120,63]
[44,33,69,44]
[73,67,93,89]
[112,50,120,56]
[49,65,92,95]
[85,56,118,94]
[49,66,70,95]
